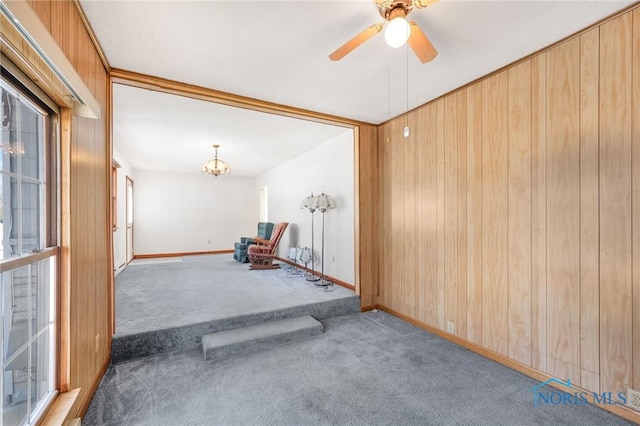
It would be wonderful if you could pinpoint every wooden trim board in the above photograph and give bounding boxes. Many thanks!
[109,68,368,128]
[41,388,80,426]
[133,250,234,259]
[76,357,110,421]
[72,0,110,72]
[274,256,356,292]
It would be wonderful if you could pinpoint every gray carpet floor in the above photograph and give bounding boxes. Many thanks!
[85,311,633,426]
[116,254,355,337]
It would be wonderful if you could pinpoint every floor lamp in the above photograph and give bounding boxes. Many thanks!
[312,192,336,287]
[300,193,320,282]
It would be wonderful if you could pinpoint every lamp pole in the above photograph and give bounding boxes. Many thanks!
[306,209,320,282]
[318,208,329,286]
[300,193,319,282]
[313,192,335,288]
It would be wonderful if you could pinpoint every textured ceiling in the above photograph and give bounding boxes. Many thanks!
[83,0,633,124]
[82,1,634,176]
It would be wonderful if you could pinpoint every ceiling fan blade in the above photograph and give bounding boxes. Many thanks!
[329,23,384,61]
[413,0,439,8]
[408,22,438,63]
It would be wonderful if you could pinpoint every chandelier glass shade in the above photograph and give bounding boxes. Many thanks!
[0,141,25,156]
[201,144,231,177]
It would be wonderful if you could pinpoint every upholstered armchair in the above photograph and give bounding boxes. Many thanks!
[233,222,275,263]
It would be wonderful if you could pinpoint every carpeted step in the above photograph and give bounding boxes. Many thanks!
[202,315,323,361]
[112,296,358,363]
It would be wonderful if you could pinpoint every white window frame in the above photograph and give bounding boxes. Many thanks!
[1,66,59,426]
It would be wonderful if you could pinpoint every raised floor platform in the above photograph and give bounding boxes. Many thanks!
[112,254,359,363]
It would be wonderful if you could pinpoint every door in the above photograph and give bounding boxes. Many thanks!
[126,176,134,263]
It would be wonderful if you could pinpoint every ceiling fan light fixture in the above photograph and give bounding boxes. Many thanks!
[384,17,410,48]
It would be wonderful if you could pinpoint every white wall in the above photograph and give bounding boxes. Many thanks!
[133,170,259,255]
[256,129,355,284]
[113,148,134,275]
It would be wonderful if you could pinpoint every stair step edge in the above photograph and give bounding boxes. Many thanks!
[202,315,322,361]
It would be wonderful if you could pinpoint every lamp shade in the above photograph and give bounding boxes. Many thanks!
[384,17,410,48]
[300,193,316,212]
[311,193,336,213]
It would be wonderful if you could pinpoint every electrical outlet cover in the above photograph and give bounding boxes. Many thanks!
[628,389,640,411]
[446,321,455,334]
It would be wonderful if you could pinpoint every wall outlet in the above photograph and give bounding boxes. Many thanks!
[628,389,640,411]
[446,321,455,334]
[95,334,100,353]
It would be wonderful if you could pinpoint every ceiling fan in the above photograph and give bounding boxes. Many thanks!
[329,0,438,64]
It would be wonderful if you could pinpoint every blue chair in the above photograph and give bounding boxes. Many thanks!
[233,222,275,263]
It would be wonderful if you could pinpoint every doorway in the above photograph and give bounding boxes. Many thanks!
[126,176,134,263]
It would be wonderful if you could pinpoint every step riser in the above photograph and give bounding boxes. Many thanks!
[203,321,322,361]
[111,296,359,363]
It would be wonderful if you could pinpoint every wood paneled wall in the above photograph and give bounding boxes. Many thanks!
[356,124,379,308]
[27,0,111,417]
[376,6,640,405]
[9,0,640,422]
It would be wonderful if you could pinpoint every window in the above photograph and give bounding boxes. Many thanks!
[1,71,57,426]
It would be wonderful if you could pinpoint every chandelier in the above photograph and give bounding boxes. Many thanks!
[201,144,230,177]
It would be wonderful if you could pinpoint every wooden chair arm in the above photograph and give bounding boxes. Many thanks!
[253,237,271,246]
